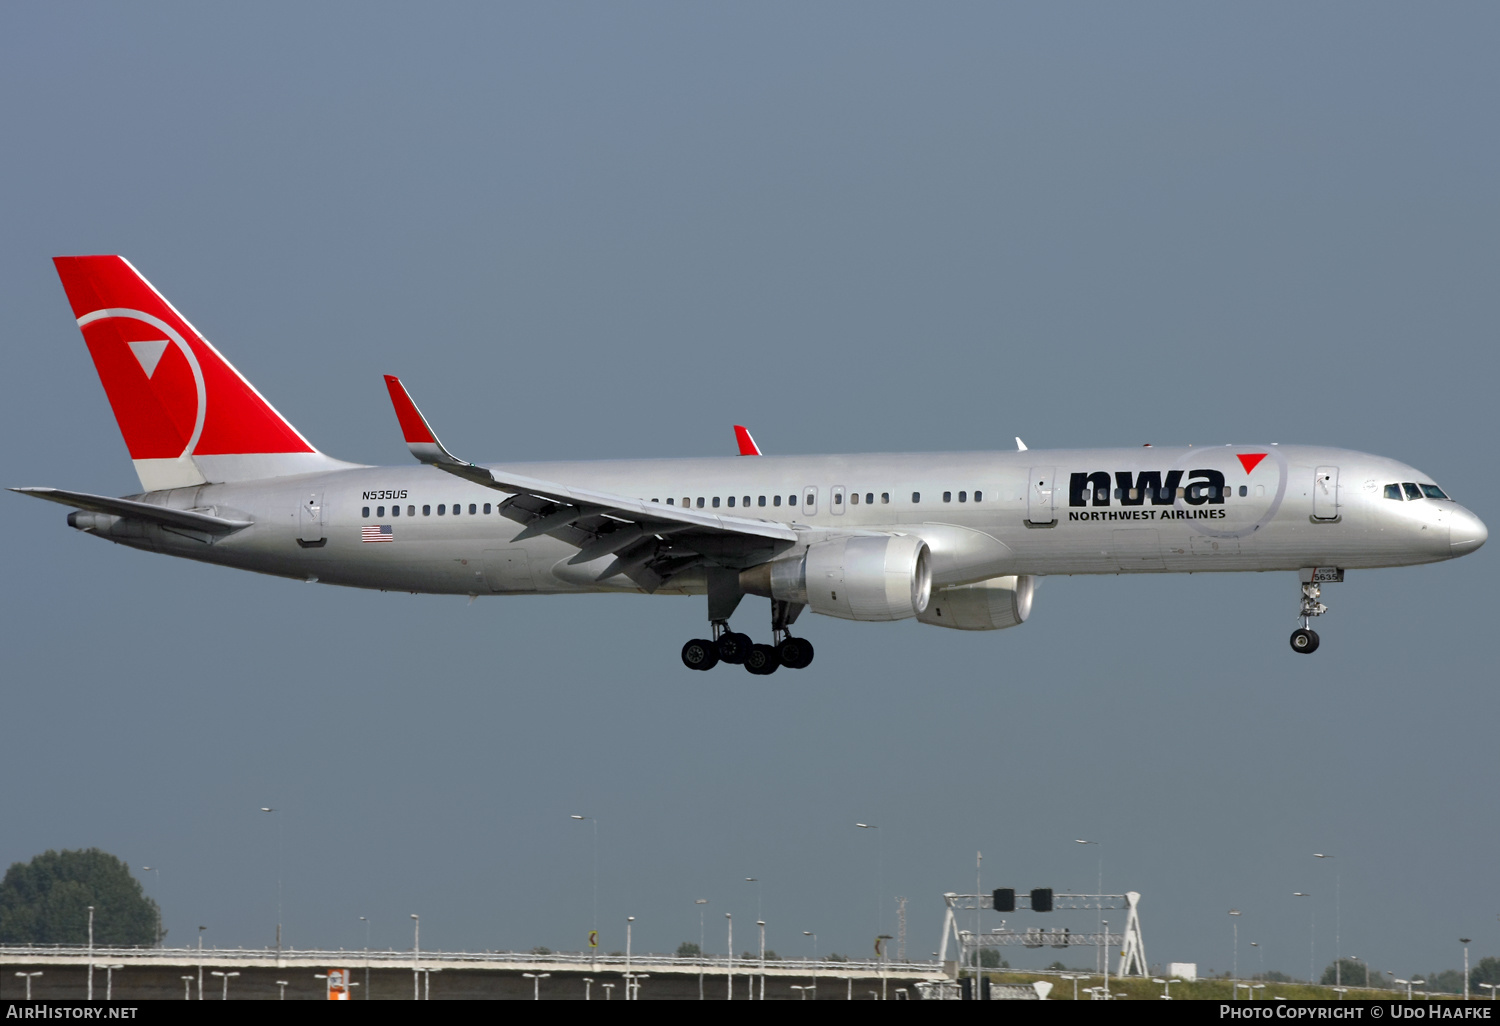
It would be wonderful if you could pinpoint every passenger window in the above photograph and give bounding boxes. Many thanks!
[726,496,734,507]
[881,493,890,504]
[483,503,491,514]
[376,506,384,518]
[1421,484,1448,499]
[438,504,446,515]
[1403,483,1422,500]
[803,489,816,512]
[834,492,843,505]
[423,505,431,516]
[850,492,860,505]
[469,504,477,515]
[666,498,674,505]
[743,496,750,507]
[789,495,797,505]
[974,490,982,503]
[943,491,951,503]
[392,505,401,517]
[407,505,415,517]
[774,495,782,507]
[1239,486,1247,497]
[713,497,721,508]
[362,506,370,518]
[867,492,875,504]
[1384,484,1402,500]
[697,497,705,508]
[959,491,967,503]
[758,496,766,507]
[912,492,921,503]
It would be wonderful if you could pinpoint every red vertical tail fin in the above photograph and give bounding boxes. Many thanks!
[53,256,353,491]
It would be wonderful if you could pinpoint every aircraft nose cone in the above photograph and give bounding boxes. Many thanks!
[1451,508,1487,555]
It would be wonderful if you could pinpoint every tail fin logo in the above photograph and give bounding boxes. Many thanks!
[77,308,207,462]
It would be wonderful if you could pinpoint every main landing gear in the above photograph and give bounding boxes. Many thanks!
[1289,572,1336,655]
[682,597,814,674]
[681,621,815,674]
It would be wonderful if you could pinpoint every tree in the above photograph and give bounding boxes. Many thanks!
[967,949,1007,968]
[1420,969,1465,995]
[1321,959,1379,988]
[1472,956,1500,991]
[676,941,702,958]
[0,849,159,945]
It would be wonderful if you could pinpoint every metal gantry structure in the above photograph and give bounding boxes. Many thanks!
[938,890,1147,978]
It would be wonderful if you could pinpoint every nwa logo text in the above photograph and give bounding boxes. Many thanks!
[1067,469,1228,522]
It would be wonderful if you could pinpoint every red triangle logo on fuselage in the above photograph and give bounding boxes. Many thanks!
[1237,453,1268,474]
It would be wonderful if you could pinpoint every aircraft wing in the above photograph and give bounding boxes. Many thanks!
[11,487,251,534]
[383,376,797,589]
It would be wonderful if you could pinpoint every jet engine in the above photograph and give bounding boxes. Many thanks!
[740,535,932,621]
[917,575,1035,631]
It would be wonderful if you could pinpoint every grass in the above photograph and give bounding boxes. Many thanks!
[983,971,1468,1001]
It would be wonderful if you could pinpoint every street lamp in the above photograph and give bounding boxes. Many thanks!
[757,920,766,1001]
[87,905,94,1001]
[791,984,815,999]
[1314,854,1340,990]
[210,970,239,1000]
[1229,910,1242,983]
[570,815,598,960]
[15,973,42,1000]
[359,917,371,998]
[628,973,649,999]
[804,930,818,992]
[626,916,635,1000]
[275,980,288,1000]
[1479,983,1496,1000]
[140,867,162,946]
[523,972,550,1000]
[583,977,593,1000]
[100,964,122,1001]
[1152,977,1174,1000]
[1076,840,1104,973]
[410,914,420,1000]
[601,983,614,1000]
[695,900,709,1001]
[180,976,192,1001]
[726,912,734,1000]
[261,807,284,959]
[855,823,883,938]
[1059,973,1087,1000]
[1462,939,1472,1000]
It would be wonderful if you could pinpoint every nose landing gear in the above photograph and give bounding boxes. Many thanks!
[1289,570,1338,654]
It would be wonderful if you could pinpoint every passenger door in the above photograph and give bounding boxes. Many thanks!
[1026,468,1057,525]
[1313,466,1340,520]
[297,492,325,547]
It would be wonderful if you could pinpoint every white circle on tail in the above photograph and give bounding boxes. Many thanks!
[76,308,207,460]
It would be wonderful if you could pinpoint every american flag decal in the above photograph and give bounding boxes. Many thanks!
[361,525,394,543]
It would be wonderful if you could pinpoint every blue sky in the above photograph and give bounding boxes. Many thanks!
[2,3,1495,978]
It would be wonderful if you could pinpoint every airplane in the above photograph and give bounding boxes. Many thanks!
[13,256,1487,672]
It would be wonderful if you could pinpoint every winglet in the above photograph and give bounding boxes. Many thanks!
[383,375,479,472]
[734,425,762,456]
[1015,437,1028,452]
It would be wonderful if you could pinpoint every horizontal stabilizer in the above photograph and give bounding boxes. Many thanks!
[11,487,251,534]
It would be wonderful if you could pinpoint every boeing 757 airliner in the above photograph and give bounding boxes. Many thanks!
[14,257,1487,672]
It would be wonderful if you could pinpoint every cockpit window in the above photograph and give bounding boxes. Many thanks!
[1420,484,1448,500]
[1402,483,1422,500]
[1384,484,1403,500]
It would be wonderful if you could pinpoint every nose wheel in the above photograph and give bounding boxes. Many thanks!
[1290,628,1320,654]
[1289,575,1332,655]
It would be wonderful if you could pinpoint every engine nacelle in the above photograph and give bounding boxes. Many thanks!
[740,535,932,622]
[917,575,1035,631]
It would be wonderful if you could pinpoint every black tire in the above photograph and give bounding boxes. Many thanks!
[682,638,720,670]
[1290,628,1320,654]
[745,643,781,675]
[717,632,753,664]
[778,637,814,670]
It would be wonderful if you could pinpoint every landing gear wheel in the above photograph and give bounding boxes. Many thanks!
[744,643,781,675]
[716,632,753,664]
[777,637,814,670]
[682,638,720,670]
[1290,628,1320,654]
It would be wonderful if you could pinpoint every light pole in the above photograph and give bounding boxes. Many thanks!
[1059,973,1085,1000]
[87,905,94,1001]
[855,823,882,939]
[1102,920,1110,997]
[523,972,550,1000]
[359,917,371,998]
[1294,892,1314,983]
[1076,839,1103,973]
[756,924,768,1002]
[1462,939,1472,1000]
[210,971,239,1000]
[276,980,288,1000]
[15,972,42,1000]
[180,975,192,1000]
[1479,983,1496,1000]
[695,900,709,1000]
[791,984,815,999]
[1251,940,1264,981]
[1152,977,1173,1000]
[1314,854,1339,989]
[410,914,420,1000]
[629,973,649,999]
[726,912,734,1000]
[1229,909,1242,983]
[804,930,817,993]
[261,807,283,959]
[625,916,634,1000]
[140,867,162,946]
[197,925,206,1000]
[570,815,598,962]
[583,977,593,1000]
[601,983,614,1000]
[100,964,122,1000]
